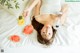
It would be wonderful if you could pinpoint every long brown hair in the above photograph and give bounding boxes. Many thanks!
[31,16,57,45]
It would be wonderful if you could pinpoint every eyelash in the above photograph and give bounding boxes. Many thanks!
[43,32,45,34]
[49,33,50,35]
[43,32,50,35]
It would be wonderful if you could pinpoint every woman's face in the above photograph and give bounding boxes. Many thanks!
[41,24,53,40]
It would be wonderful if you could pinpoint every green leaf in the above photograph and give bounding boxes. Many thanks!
[0,0,6,5]
[0,0,24,9]
[15,2,19,9]
[14,0,17,3]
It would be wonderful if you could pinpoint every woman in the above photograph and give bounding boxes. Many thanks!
[23,0,68,45]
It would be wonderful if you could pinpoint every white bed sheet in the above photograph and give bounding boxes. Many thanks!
[0,1,80,53]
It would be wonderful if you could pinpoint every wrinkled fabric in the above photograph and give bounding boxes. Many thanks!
[0,0,80,49]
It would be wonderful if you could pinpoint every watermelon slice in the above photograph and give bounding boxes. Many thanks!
[10,35,20,42]
[23,25,33,34]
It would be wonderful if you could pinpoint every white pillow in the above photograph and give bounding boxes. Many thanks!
[0,0,29,18]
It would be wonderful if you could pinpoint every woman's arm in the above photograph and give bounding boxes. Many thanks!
[60,4,68,14]
[60,4,68,25]
[33,0,42,16]
[23,0,40,17]
[28,0,40,10]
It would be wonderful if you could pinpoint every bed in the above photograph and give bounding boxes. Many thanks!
[0,0,80,53]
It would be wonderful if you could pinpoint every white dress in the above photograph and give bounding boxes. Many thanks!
[40,0,65,14]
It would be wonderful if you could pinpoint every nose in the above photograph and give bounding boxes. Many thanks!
[46,26,49,32]
[44,27,49,36]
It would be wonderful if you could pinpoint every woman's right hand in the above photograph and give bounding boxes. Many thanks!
[23,8,31,18]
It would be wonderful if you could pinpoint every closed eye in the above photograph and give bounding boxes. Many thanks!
[49,33,50,35]
[43,32,45,34]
